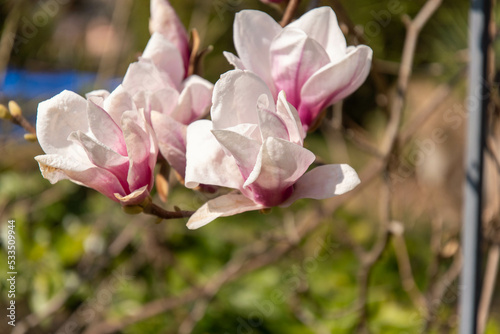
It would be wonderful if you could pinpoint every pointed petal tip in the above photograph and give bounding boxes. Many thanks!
[186,193,263,229]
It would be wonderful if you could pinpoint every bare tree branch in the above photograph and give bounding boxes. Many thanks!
[381,0,443,155]
[280,0,300,27]
[477,243,499,334]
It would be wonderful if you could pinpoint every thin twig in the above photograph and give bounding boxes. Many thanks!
[398,66,467,147]
[478,5,500,331]
[391,222,428,315]
[83,239,256,334]
[381,0,443,155]
[0,1,22,85]
[486,136,500,171]
[10,111,36,135]
[290,292,331,334]
[343,115,385,158]
[177,250,249,334]
[354,173,392,334]
[426,217,444,284]
[424,250,463,331]
[143,202,194,219]
[94,0,133,88]
[328,0,389,96]
[322,102,351,163]
[280,0,300,27]
[178,299,211,334]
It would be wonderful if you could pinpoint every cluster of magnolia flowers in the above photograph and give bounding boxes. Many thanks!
[34,0,372,229]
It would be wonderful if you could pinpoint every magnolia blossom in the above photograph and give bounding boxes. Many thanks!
[35,90,157,206]
[120,32,213,177]
[149,0,190,72]
[224,6,372,130]
[185,70,360,229]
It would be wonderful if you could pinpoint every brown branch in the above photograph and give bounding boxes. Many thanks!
[328,0,389,97]
[343,115,385,159]
[290,293,331,334]
[187,28,201,77]
[477,243,500,334]
[321,102,351,163]
[380,0,443,155]
[479,3,500,329]
[354,173,392,333]
[178,299,210,334]
[486,136,500,171]
[11,113,36,135]
[390,221,428,315]
[94,0,133,88]
[355,228,391,334]
[423,250,462,331]
[426,217,444,284]
[142,202,194,220]
[280,0,300,27]
[0,1,22,84]
[398,66,467,147]
[7,101,37,135]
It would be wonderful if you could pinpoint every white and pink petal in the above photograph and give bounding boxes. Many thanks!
[86,101,127,156]
[275,91,305,145]
[211,129,261,180]
[299,45,372,126]
[281,164,360,206]
[185,120,244,189]
[269,28,330,106]
[172,75,213,124]
[122,111,156,192]
[149,0,190,69]
[36,90,90,155]
[211,70,274,130]
[187,193,264,230]
[142,33,185,87]
[233,10,281,95]
[151,111,187,177]
[35,154,127,201]
[288,6,347,63]
[244,137,315,206]
[223,51,246,70]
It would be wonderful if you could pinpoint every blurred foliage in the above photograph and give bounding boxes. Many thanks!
[1,0,500,333]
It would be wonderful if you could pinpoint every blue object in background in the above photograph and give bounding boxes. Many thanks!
[0,68,120,100]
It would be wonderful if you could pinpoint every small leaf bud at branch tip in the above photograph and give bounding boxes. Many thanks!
[0,104,12,120]
[8,100,22,118]
[24,133,38,142]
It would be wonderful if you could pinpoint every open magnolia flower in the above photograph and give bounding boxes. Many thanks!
[119,32,213,178]
[184,70,360,229]
[35,90,158,206]
[224,6,372,130]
